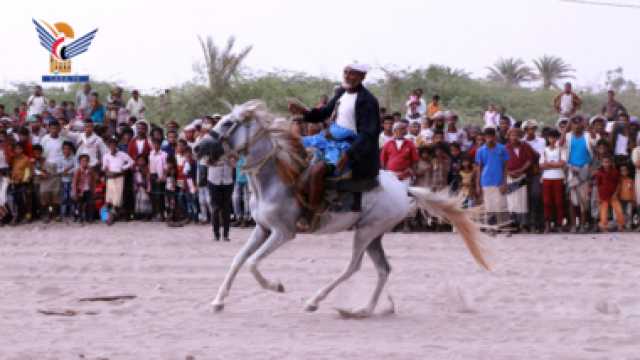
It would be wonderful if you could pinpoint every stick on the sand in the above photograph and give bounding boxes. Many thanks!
[78,295,137,302]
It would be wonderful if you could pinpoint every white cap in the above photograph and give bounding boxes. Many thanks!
[345,62,370,74]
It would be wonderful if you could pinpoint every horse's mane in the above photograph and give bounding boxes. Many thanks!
[238,100,308,186]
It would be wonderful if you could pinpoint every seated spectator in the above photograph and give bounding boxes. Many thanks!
[427,95,441,120]
[483,104,500,129]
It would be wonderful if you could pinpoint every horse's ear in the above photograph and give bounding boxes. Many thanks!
[240,100,266,118]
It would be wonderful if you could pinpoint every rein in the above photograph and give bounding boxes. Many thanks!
[217,119,278,175]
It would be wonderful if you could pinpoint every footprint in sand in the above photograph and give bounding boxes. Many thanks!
[36,286,62,296]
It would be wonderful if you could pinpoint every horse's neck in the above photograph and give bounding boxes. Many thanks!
[245,135,288,200]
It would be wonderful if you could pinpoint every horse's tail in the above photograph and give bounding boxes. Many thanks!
[407,187,491,271]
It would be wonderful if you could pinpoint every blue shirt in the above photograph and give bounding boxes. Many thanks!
[568,134,591,167]
[236,156,248,184]
[475,143,509,187]
[90,105,105,125]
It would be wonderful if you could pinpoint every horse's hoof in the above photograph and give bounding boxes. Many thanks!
[304,303,319,312]
[276,283,285,293]
[211,302,225,313]
[335,307,371,319]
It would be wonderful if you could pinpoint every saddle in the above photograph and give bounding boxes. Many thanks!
[323,176,379,212]
[294,163,378,233]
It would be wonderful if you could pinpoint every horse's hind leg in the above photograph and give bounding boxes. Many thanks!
[304,228,372,312]
[211,225,269,312]
[363,236,392,314]
[247,229,295,293]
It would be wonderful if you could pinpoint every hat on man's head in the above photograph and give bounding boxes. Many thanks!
[209,113,222,119]
[589,115,606,126]
[556,117,569,128]
[392,121,406,131]
[345,62,370,74]
[522,119,539,129]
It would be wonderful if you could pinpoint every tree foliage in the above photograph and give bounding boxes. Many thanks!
[533,55,575,90]
[487,58,536,87]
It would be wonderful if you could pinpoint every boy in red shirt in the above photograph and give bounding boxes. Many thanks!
[593,156,625,232]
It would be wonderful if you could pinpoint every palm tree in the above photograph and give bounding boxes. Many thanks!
[533,55,575,90]
[198,35,252,97]
[487,58,536,87]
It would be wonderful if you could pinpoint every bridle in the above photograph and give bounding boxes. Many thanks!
[215,115,279,175]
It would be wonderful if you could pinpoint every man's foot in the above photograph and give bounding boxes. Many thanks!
[213,234,220,241]
[544,223,551,234]
[223,236,230,242]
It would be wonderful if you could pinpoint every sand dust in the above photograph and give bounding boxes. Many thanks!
[1,223,639,359]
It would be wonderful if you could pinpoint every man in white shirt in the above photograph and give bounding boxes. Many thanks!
[75,83,92,113]
[27,86,47,118]
[522,119,546,155]
[126,90,146,119]
[66,120,108,168]
[553,82,581,120]
[102,136,134,224]
[40,120,65,166]
[483,104,500,129]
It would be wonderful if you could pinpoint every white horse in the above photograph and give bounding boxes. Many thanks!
[194,100,490,318]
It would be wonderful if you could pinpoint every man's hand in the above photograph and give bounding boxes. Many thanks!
[287,101,308,116]
[336,153,349,173]
[499,184,507,194]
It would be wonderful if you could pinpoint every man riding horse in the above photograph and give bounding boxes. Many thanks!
[288,63,381,230]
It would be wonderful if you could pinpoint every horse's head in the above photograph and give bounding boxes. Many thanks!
[194,100,269,164]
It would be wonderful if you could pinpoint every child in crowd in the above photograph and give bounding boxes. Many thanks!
[0,131,9,223]
[165,158,178,223]
[431,143,450,192]
[618,164,635,230]
[182,147,199,223]
[459,155,476,208]
[540,129,566,232]
[72,154,95,224]
[593,156,625,232]
[133,155,152,219]
[149,138,167,221]
[448,142,463,193]
[9,142,32,224]
[93,173,106,219]
[59,141,76,222]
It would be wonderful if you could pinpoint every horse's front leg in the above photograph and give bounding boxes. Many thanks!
[211,225,269,312]
[247,228,295,293]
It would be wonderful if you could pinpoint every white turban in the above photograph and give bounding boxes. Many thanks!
[346,63,370,74]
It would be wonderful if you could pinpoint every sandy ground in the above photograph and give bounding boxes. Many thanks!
[1,223,640,360]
